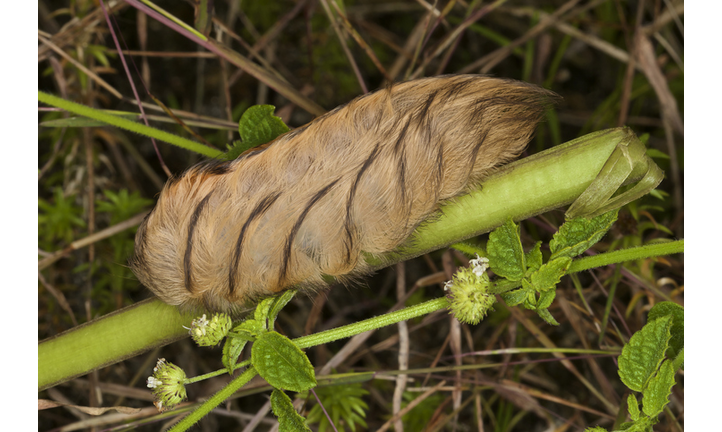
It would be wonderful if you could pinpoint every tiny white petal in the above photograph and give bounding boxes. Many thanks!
[147,377,162,388]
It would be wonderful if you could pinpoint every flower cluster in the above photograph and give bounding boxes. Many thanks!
[188,313,232,347]
[147,358,187,412]
[445,255,495,325]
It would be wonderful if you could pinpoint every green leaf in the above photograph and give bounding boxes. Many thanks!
[536,308,559,326]
[487,219,525,281]
[524,241,543,273]
[252,331,316,392]
[230,319,265,341]
[222,336,248,375]
[647,302,684,360]
[269,290,298,330]
[584,427,607,432]
[500,288,530,307]
[618,315,672,392]
[550,209,619,259]
[536,289,556,310]
[255,297,278,326]
[236,104,289,153]
[271,389,312,432]
[627,393,640,421]
[527,257,572,292]
[521,280,537,309]
[642,359,675,418]
[224,140,249,160]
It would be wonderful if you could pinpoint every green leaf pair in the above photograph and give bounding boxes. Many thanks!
[222,291,314,390]
[618,303,683,424]
[493,210,618,325]
[588,302,683,432]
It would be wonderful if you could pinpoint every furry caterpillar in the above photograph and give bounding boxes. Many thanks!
[132,75,555,312]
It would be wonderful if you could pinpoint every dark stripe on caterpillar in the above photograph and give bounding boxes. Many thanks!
[415,90,439,146]
[344,143,383,263]
[228,191,282,295]
[184,192,214,293]
[280,178,341,284]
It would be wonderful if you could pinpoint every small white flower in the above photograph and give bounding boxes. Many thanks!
[147,376,162,389]
[469,254,489,276]
[444,280,454,291]
[190,314,209,338]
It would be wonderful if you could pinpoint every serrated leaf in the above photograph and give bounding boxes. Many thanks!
[500,288,529,307]
[487,219,525,281]
[536,308,559,326]
[618,315,672,392]
[642,359,675,418]
[550,209,619,259]
[271,389,312,432]
[239,104,289,149]
[627,394,640,421]
[230,319,265,342]
[647,302,684,360]
[525,241,543,273]
[252,331,316,392]
[222,336,248,375]
[528,257,571,292]
[536,289,556,310]
[269,290,297,330]
[255,296,278,326]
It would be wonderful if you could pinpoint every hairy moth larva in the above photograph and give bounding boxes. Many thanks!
[132,75,556,312]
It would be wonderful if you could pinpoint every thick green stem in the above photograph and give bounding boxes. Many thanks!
[38,300,194,391]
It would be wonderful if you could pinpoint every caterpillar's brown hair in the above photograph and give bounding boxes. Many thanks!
[132,75,556,312]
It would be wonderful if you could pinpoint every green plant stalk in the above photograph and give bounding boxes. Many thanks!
[489,240,684,295]
[38,299,194,391]
[169,366,257,432]
[39,128,669,391]
[38,91,223,159]
[293,297,449,349]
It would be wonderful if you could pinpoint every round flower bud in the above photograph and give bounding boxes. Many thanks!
[446,260,495,325]
[147,358,187,412]
[189,313,232,346]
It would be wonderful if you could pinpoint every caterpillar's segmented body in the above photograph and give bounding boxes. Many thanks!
[132,75,556,312]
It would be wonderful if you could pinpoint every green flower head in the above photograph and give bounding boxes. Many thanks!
[147,358,187,412]
[446,255,495,325]
[188,313,232,347]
